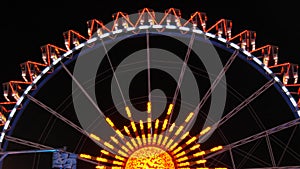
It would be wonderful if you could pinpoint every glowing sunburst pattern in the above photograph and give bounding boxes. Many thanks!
[80,102,226,169]
[125,146,175,169]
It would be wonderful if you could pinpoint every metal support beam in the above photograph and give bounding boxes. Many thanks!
[245,166,300,169]
[205,117,300,160]
[229,148,236,169]
[3,136,97,165]
[5,135,53,150]
[218,79,275,127]
[265,134,276,167]
[0,149,58,162]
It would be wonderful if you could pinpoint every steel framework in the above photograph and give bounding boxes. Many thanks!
[0,8,299,169]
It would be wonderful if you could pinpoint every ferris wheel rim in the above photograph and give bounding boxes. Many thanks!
[0,25,299,151]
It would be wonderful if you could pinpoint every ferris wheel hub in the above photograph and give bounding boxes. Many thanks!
[125,146,175,169]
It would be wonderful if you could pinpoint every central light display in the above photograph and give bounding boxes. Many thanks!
[82,102,226,169]
[125,146,175,169]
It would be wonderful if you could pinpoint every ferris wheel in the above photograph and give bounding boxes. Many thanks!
[0,8,300,169]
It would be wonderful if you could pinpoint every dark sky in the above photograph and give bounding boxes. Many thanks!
[0,1,300,168]
[0,1,299,87]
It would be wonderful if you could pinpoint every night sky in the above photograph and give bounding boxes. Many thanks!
[0,1,299,84]
[0,1,300,169]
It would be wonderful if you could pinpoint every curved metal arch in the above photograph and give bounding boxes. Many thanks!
[0,25,299,154]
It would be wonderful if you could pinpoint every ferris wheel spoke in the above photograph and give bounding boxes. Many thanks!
[265,134,276,167]
[60,60,105,118]
[217,79,275,127]
[146,30,151,103]
[194,49,239,114]
[100,39,127,107]
[99,38,139,125]
[244,166,300,169]
[5,135,53,150]
[276,125,298,166]
[205,117,300,161]
[234,147,272,166]
[4,135,98,165]
[270,130,300,162]
[229,148,237,169]
[25,94,115,154]
[146,30,153,135]
[172,32,196,105]
[181,49,239,137]
[236,139,263,168]
[209,154,232,168]
[26,95,87,136]
[167,33,196,128]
